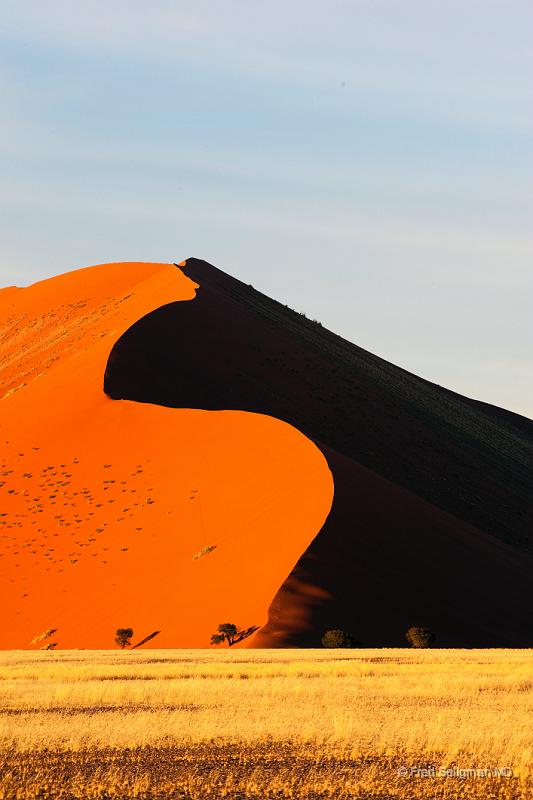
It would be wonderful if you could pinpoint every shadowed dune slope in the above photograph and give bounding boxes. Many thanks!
[0,262,333,649]
[104,258,533,647]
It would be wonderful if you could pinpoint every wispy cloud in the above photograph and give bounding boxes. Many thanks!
[2,1,532,127]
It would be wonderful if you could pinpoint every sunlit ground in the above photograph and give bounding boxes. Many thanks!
[0,649,531,799]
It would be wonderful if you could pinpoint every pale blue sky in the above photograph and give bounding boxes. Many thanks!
[1,2,532,416]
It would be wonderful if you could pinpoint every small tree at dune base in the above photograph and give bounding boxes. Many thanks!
[322,629,357,648]
[115,627,134,649]
[210,623,241,647]
[405,626,435,648]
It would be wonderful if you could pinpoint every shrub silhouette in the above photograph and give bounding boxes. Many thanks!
[322,629,357,648]
[115,627,134,649]
[405,626,435,648]
[210,623,250,647]
[211,623,239,646]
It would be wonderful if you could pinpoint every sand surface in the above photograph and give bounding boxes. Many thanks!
[0,262,332,648]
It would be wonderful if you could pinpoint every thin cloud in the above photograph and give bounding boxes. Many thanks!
[2,2,532,128]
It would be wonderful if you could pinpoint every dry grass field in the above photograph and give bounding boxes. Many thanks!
[0,649,531,799]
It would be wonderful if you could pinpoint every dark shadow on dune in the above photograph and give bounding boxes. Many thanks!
[103,258,533,647]
[231,626,259,646]
[132,631,161,649]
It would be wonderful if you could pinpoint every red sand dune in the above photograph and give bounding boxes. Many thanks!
[1,258,532,649]
[104,258,533,647]
[0,262,332,648]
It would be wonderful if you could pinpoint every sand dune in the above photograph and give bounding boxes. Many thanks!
[105,258,533,647]
[0,262,332,648]
[1,258,531,648]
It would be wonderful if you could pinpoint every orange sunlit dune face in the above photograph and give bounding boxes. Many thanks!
[0,262,333,649]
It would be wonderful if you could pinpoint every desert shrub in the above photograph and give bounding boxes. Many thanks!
[210,623,258,647]
[322,629,357,648]
[115,628,134,649]
[405,626,435,648]
[211,623,239,647]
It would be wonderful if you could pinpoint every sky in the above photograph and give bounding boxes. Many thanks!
[1,1,532,417]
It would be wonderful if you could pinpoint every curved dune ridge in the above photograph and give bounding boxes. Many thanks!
[0,262,333,649]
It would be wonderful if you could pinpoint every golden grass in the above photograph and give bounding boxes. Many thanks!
[0,648,531,798]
